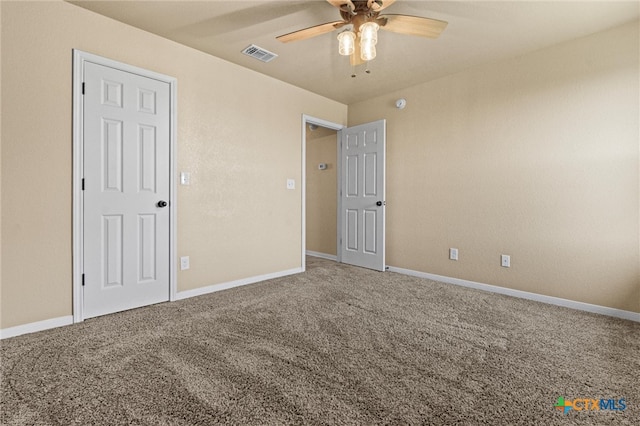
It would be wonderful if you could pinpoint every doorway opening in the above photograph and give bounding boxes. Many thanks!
[302,115,343,271]
[305,123,339,260]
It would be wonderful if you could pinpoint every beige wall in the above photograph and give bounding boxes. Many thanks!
[306,126,338,256]
[349,21,640,313]
[0,1,347,329]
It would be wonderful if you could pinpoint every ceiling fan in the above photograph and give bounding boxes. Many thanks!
[276,0,447,65]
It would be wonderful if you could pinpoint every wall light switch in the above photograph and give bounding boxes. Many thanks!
[180,256,190,270]
[286,179,295,190]
[449,248,458,261]
[180,172,191,185]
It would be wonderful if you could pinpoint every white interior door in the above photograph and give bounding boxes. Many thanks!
[83,62,170,318]
[339,120,386,271]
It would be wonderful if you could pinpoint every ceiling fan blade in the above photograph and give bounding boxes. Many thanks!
[276,21,346,43]
[350,53,365,66]
[349,46,364,67]
[378,14,448,39]
[368,0,397,12]
[350,36,365,66]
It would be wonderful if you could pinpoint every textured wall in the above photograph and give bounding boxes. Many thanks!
[349,21,639,313]
[0,1,347,329]
[306,127,338,256]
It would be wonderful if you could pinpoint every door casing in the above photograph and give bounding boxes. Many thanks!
[72,50,178,322]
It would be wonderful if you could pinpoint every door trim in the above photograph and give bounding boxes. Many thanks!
[72,50,178,323]
[301,115,344,271]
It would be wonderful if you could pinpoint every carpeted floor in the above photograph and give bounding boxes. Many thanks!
[1,257,639,425]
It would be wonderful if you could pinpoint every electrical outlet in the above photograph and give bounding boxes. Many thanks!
[501,254,510,268]
[180,256,190,270]
[286,179,295,190]
[449,248,458,261]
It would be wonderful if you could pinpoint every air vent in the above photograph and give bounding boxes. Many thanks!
[241,44,278,63]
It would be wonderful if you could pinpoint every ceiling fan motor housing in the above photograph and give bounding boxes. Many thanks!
[340,1,381,22]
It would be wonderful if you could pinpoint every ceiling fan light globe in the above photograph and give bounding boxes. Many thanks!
[359,22,379,45]
[361,41,376,61]
[337,31,356,56]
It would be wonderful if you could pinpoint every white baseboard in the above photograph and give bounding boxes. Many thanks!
[175,267,303,301]
[387,266,640,323]
[305,251,338,261]
[0,315,74,340]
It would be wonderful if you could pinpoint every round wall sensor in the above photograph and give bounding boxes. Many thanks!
[395,98,407,110]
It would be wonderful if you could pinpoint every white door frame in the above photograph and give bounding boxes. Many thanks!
[72,50,178,323]
[301,115,344,271]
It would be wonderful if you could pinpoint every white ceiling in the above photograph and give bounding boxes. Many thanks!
[68,0,639,104]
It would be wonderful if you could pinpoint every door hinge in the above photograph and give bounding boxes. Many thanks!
[82,82,85,95]
[81,178,85,190]
[82,274,85,286]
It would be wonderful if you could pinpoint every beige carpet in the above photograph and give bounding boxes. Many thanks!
[1,257,638,425]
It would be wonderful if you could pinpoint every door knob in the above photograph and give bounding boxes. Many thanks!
[376,201,383,206]
[157,200,168,208]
